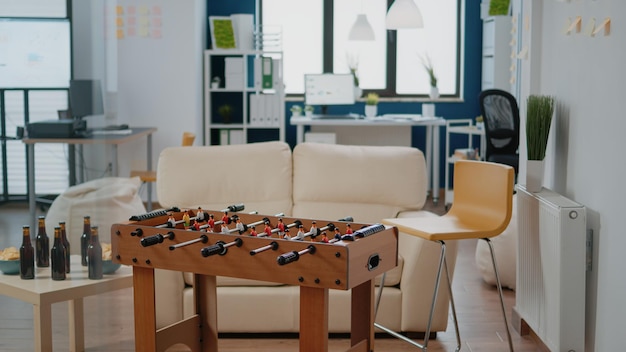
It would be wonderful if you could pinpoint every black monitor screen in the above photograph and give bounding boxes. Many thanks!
[69,79,104,118]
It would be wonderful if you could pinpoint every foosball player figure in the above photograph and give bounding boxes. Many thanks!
[345,223,353,235]
[220,223,229,234]
[192,219,201,231]
[182,210,191,228]
[221,211,229,224]
[283,228,291,240]
[319,231,329,243]
[276,218,286,238]
[334,227,342,240]
[292,224,306,241]
[167,213,176,228]
[263,223,272,237]
[207,214,215,232]
[309,221,318,238]
[196,207,207,223]
[235,218,245,234]
[249,226,258,237]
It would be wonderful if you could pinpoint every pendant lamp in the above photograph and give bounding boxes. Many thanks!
[348,14,375,41]
[386,0,424,29]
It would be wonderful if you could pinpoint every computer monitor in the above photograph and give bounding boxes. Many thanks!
[68,79,104,119]
[304,74,355,113]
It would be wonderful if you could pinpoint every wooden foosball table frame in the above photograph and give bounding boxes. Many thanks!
[111,207,398,352]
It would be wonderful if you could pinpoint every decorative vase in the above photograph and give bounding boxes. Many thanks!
[354,87,363,100]
[365,105,377,118]
[429,86,440,100]
[526,159,544,192]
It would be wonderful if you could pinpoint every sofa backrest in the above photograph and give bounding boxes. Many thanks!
[291,143,427,223]
[156,141,293,215]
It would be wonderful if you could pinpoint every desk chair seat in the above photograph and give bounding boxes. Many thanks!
[131,132,195,210]
[379,160,515,351]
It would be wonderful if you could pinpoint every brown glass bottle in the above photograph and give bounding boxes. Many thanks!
[80,216,91,266]
[50,226,66,280]
[35,216,50,267]
[59,221,70,273]
[19,225,35,279]
[87,226,103,280]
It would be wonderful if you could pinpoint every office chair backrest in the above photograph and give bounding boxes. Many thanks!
[448,160,514,235]
[479,89,520,159]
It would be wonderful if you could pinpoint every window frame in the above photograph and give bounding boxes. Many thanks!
[262,0,463,100]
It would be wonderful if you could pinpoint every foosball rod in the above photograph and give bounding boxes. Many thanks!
[302,216,353,240]
[140,231,175,247]
[169,234,208,250]
[257,219,302,237]
[201,237,243,257]
[277,245,316,265]
[226,212,285,235]
[155,204,246,229]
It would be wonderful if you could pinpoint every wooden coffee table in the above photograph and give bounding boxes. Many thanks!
[0,255,132,352]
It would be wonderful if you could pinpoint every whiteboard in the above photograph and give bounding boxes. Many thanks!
[0,18,71,88]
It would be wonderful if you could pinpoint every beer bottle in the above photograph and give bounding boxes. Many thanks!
[51,226,66,281]
[59,221,70,273]
[35,216,50,267]
[87,226,103,280]
[19,225,35,279]
[80,216,91,266]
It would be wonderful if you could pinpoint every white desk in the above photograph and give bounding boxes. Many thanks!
[0,255,133,352]
[290,116,446,204]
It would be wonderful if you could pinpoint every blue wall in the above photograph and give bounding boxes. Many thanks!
[208,1,484,185]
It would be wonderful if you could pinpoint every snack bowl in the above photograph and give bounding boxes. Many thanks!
[102,259,121,274]
[0,259,21,275]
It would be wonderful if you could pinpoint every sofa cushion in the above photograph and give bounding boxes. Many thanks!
[156,141,293,215]
[291,143,427,224]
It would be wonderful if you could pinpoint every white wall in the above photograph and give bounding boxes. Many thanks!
[519,1,626,351]
[115,0,206,201]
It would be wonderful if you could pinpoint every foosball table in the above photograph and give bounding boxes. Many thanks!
[111,204,399,352]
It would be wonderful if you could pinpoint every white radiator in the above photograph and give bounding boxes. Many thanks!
[515,186,587,352]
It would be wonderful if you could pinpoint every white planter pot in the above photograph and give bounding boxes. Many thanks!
[365,105,377,118]
[526,160,545,192]
[429,86,440,100]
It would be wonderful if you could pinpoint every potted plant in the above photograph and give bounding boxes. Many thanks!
[420,54,438,99]
[211,76,221,89]
[290,105,302,117]
[304,105,314,117]
[217,104,233,124]
[525,94,555,192]
[364,93,379,118]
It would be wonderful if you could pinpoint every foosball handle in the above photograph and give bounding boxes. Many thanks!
[223,203,245,213]
[140,231,175,247]
[129,207,181,221]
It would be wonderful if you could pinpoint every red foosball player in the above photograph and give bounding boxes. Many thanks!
[207,214,215,232]
[276,218,285,238]
[319,231,329,243]
[221,211,229,224]
[263,223,272,237]
[192,220,201,231]
[182,210,191,228]
[345,223,353,235]
[196,207,207,223]
[249,226,258,236]
[167,213,176,228]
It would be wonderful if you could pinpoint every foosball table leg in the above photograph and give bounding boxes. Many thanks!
[196,274,219,352]
[133,266,158,352]
[350,280,375,352]
[299,286,329,352]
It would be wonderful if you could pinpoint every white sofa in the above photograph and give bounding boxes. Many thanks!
[153,141,458,336]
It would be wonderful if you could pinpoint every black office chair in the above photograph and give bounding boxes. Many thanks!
[478,89,520,176]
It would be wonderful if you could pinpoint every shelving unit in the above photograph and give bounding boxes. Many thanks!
[481,16,511,91]
[444,119,486,206]
[203,49,285,145]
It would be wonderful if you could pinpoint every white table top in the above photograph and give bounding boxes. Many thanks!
[0,255,132,305]
[290,115,446,126]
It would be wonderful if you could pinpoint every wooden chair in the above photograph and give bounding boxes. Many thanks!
[131,132,195,211]
[378,160,515,351]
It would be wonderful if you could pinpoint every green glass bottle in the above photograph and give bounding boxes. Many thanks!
[87,226,103,280]
[80,216,91,266]
[19,225,35,279]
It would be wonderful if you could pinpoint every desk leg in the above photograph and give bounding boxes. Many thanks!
[296,125,304,144]
[27,144,36,231]
[33,303,52,352]
[351,280,375,351]
[300,286,329,352]
[425,126,433,199]
[69,298,85,352]
[432,125,440,205]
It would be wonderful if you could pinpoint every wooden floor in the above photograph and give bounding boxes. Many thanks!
[0,200,544,351]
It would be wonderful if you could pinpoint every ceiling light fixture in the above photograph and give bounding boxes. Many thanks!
[348,14,375,41]
[386,0,424,29]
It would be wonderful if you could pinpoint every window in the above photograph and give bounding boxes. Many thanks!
[262,0,461,98]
